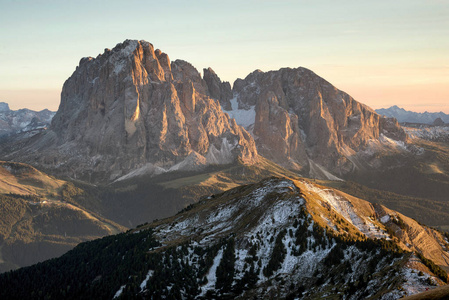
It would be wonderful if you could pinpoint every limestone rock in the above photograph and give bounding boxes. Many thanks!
[232,67,408,177]
[203,67,233,110]
[5,40,257,182]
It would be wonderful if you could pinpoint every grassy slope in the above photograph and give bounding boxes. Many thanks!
[320,179,449,228]
[317,139,449,228]
[0,161,125,272]
[81,157,301,228]
[346,139,449,203]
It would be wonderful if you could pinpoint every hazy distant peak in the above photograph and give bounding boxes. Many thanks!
[376,106,449,124]
[0,102,10,112]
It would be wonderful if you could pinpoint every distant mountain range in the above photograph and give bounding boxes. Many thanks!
[376,105,449,124]
[0,102,55,137]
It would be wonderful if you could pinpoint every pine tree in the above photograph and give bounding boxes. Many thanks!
[215,238,236,293]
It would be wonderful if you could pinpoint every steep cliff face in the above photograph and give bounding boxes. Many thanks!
[2,40,411,182]
[228,67,408,177]
[8,40,257,182]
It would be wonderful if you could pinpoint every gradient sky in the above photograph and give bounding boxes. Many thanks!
[1,0,448,113]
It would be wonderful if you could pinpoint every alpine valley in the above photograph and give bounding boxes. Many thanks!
[0,40,448,299]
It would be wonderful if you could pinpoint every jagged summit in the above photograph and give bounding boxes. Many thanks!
[4,39,257,182]
[2,39,412,182]
[226,66,408,177]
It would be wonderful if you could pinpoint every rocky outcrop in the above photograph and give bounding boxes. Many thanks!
[203,68,233,110]
[2,40,412,181]
[229,67,408,177]
[433,117,445,126]
[4,40,257,182]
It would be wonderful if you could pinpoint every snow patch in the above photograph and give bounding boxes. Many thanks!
[380,134,407,151]
[405,126,449,141]
[380,215,391,224]
[113,285,126,299]
[223,96,256,129]
[304,183,389,239]
[140,270,154,292]
[199,249,223,295]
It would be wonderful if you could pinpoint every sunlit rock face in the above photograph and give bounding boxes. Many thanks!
[8,40,257,182]
[229,67,407,177]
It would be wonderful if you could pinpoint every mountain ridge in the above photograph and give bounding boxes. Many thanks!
[226,66,408,177]
[0,160,125,273]
[1,40,258,182]
[1,39,409,183]
[0,102,54,137]
[376,105,449,124]
[1,176,448,299]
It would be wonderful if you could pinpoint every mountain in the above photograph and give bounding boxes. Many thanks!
[0,102,54,137]
[376,106,449,125]
[225,69,408,179]
[0,161,125,273]
[0,39,448,274]
[1,177,448,299]
[1,40,257,182]
[1,39,410,183]
[405,127,449,144]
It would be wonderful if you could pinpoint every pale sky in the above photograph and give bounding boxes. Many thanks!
[0,0,448,113]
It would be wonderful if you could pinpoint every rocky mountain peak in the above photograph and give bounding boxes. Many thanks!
[6,40,258,182]
[433,117,445,126]
[229,67,408,178]
[202,67,232,110]
[0,102,10,112]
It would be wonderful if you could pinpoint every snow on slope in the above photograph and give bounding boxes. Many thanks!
[303,182,389,239]
[121,178,444,299]
[222,97,256,129]
[404,126,449,141]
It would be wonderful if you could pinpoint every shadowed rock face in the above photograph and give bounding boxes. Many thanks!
[7,40,257,182]
[231,67,407,177]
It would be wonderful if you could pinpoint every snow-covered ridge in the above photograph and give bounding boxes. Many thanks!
[404,126,449,141]
[138,178,442,298]
[303,182,389,239]
[154,178,301,243]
